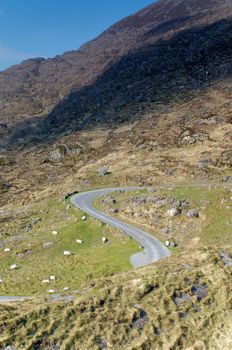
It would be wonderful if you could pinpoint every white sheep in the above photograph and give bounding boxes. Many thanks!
[49,275,56,281]
[102,237,108,243]
[63,287,70,291]
[42,279,50,283]
[52,231,58,235]
[165,241,170,247]
[76,239,83,244]
[4,248,11,252]
[48,289,55,293]
[10,264,18,270]
[64,250,72,256]
[0,278,3,283]
[82,216,87,221]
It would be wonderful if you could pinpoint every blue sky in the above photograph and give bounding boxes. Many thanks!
[0,0,155,71]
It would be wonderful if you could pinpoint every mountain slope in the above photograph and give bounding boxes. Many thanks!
[0,0,231,130]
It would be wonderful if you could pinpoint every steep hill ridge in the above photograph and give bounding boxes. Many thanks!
[0,0,231,132]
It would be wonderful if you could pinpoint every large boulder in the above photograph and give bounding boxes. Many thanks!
[219,150,232,167]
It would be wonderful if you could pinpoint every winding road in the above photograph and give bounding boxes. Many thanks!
[71,187,170,268]
[0,187,170,303]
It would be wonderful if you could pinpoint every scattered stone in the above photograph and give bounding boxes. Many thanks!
[222,176,231,183]
[25,223,33,232]
[31,217,42,225]
[49,145,68,161]
[191,285,208,301]
[98,338,108,349]
[48,289,55,294]
[96,166,109,176]
[220,251,232,266]
[161,227,172,235]
[76,239,83,244]
[66,205,71,209]
[0,278,3,283]
[16,249,32,259]
[218,150,232,167]
[42,279,50,283]
[166,208,181,217]
[43,241,53,248]
[181,131,208,145]
[130,309,149,330]
[182,263,192,270]
[173,292,190,307]
[102,195,116,205]
[180,199,190,209]
[186,209,199,218]
[63,287,70,291]
[102,237,108,243]
[199,116,226,125]
[64,250,72,256]
[109,208,119,214]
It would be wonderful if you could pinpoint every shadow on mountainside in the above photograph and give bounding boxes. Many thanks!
[3,17,232,149]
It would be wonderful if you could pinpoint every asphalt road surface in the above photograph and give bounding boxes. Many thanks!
[71,187,171,268]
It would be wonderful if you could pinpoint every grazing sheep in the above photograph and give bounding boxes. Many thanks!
[82,216,87,221]
[0,278,3,283]
[76,239,83,244]
[63,287,70,291]
[102,237,108,243]
[165,241,170,247]
[10,264,18,270]
[42,279,50,283]
[48,289,55,293]
[52,231,58,235]
[49,275,56,281]
[4,248,11,252]
[64,250,72,256]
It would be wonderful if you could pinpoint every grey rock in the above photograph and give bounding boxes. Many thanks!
[109,208,119,214]
[43,241,53,248]
[130,309,149,330]
[166,208,181,217]
[191,285,207,301]
[102,195,116,205]
[173,292,190,307]
[186,209,199,218]
[97,166,109,176]
[161,226,172,235]
[222,175,231,183]
[180,199,190,209]
[220,251,232,266]
[50,145,68,161]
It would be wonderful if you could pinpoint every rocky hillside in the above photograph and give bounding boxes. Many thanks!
[1,0,232,146]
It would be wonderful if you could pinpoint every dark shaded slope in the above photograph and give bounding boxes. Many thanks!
[4,17,232,148]
[0,0,230,126]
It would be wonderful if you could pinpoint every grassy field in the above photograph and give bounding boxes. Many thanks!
[95,184,232,248]
[0,246,231,350]
[0,197,139,296]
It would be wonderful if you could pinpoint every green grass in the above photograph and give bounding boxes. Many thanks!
[160,185,232,245]
[0,199,139,296]
[95,185,232,248]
